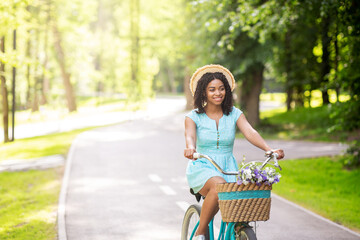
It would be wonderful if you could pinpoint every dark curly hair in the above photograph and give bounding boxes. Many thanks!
[194,72,233,115]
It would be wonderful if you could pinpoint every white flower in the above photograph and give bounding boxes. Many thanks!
[244,169,252,179]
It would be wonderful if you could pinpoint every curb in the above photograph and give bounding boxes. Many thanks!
[57,137,79,240]
[272,193,360,238]
[0,155,65,173]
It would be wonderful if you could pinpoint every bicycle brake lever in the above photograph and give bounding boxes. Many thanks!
[273,157,282,171]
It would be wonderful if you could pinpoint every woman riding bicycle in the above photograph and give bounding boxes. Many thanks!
[184,64,284,240]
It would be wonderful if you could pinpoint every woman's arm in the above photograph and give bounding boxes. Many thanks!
[184,117,197,160]
[236,114,284,159]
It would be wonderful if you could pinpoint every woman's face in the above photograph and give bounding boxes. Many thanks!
[205,79,226,106]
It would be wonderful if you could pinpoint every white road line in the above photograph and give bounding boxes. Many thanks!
[148,174,162,182]
[57,137,80,240]
[176,201,190,212]
[159,185,177,195]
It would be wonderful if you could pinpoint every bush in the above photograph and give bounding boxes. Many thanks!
[328,100,360,169]
[341,140,360,169]
[328,100,360,132]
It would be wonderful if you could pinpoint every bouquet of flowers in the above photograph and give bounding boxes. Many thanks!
[237,158,281,186]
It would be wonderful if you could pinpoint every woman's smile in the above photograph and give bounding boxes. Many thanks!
[213,96,223,102]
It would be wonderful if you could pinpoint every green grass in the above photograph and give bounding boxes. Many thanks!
[257,105,347,141]
[257,92,352,142]
[0,126,98,161]
[0,168,62,240]
[272,156,360,232]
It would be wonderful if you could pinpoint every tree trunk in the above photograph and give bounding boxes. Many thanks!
[94,0,105,104]
[32,28,40,112]
[284,30,293,110]
[52,24,77,112]
[168,67,176,93]
[11,30,16,141]
[41,8,50,105]
[1,37,10,142]
[26,34,32,109]
[334,18,340,102]
[294,85,304,108]
[286,87,293,110]
[184,66,193,110]
[241,65,264,127]
[130,0,140,98]
[32,80,39,112]
[321,16,331,105]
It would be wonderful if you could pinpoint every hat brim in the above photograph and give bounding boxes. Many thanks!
[189,64,235,96]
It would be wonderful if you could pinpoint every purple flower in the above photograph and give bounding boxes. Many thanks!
[274,176,279,183]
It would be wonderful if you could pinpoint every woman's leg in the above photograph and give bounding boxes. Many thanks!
[196,176,226,236]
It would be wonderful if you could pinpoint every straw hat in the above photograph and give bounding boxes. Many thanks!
[189,64,235,96]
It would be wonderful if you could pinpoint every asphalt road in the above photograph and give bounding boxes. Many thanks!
[63,111,357,240]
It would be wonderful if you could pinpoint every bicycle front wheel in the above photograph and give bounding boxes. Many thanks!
[181,204,209,240]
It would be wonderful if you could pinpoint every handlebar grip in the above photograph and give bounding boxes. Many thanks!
[193,153,200,159]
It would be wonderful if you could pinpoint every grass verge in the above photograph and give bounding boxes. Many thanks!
[272,156,360,232]
[0,126,103,239]
[0,126,98,161]
[0,168,62,240]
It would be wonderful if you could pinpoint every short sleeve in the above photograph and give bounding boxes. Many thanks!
[185,109,199,125]
[232,106,242,122]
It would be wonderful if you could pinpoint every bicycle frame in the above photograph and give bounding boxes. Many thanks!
[186,152,281,240]
[189,217,238,240]
[193,152,281,174]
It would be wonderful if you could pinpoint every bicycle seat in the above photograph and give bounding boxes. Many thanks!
[190,188,204,202]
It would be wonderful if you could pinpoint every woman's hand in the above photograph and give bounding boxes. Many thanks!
[184,148,197,160]
[271,149,285,160]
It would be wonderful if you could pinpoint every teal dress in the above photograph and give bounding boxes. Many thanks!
[186,106,243,193]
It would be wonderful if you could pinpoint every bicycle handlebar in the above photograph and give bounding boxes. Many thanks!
[193,151,282,176]
[193,152,239,175]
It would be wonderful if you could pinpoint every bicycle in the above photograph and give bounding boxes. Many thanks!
[181,152,281,240]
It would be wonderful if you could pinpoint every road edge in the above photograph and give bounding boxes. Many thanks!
[272,193,360,238]
[57,137,79,240]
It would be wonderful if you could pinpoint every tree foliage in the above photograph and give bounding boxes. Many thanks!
[0,0,359,156]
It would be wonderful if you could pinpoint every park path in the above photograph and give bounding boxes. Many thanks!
[59,100,357,240]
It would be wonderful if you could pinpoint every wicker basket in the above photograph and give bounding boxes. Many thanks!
[216,182,272,222]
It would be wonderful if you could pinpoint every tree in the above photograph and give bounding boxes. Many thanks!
[185,0,273,126]
[52,22,77,112]
[0,36,10,142]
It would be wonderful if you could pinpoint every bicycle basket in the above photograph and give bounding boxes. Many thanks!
[216,182,272,222]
